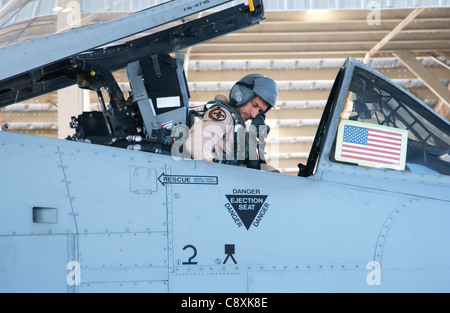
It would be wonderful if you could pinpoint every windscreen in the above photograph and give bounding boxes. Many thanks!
[330,67,450,175]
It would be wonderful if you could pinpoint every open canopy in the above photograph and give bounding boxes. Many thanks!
[0,0,261,107]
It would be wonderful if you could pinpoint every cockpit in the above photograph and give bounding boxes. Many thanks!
[0,0,266,158]
[0,0,448,178]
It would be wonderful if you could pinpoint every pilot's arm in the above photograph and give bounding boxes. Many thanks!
[186,106,234,162]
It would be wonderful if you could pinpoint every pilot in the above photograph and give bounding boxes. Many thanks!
[185,73,279,172]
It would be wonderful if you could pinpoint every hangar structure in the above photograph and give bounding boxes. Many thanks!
[0,0,449,175]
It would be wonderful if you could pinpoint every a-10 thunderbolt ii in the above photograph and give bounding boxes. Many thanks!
[0,0,449,293]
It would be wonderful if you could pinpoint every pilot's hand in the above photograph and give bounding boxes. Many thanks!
[251,113,266,126]
[251,113,270,137]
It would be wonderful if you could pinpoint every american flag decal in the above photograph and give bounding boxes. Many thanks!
[335,120,408,171]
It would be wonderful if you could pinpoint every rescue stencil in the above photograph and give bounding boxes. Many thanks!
[225,189,269,230]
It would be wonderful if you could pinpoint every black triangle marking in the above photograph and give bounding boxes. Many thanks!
[225,195,268,230]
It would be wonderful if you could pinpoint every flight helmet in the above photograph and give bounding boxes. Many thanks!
[229,74,278,111]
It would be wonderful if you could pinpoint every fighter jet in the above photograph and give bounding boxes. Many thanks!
[0,0,449,293]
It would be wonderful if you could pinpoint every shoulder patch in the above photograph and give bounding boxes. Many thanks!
[208,107,227,121]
